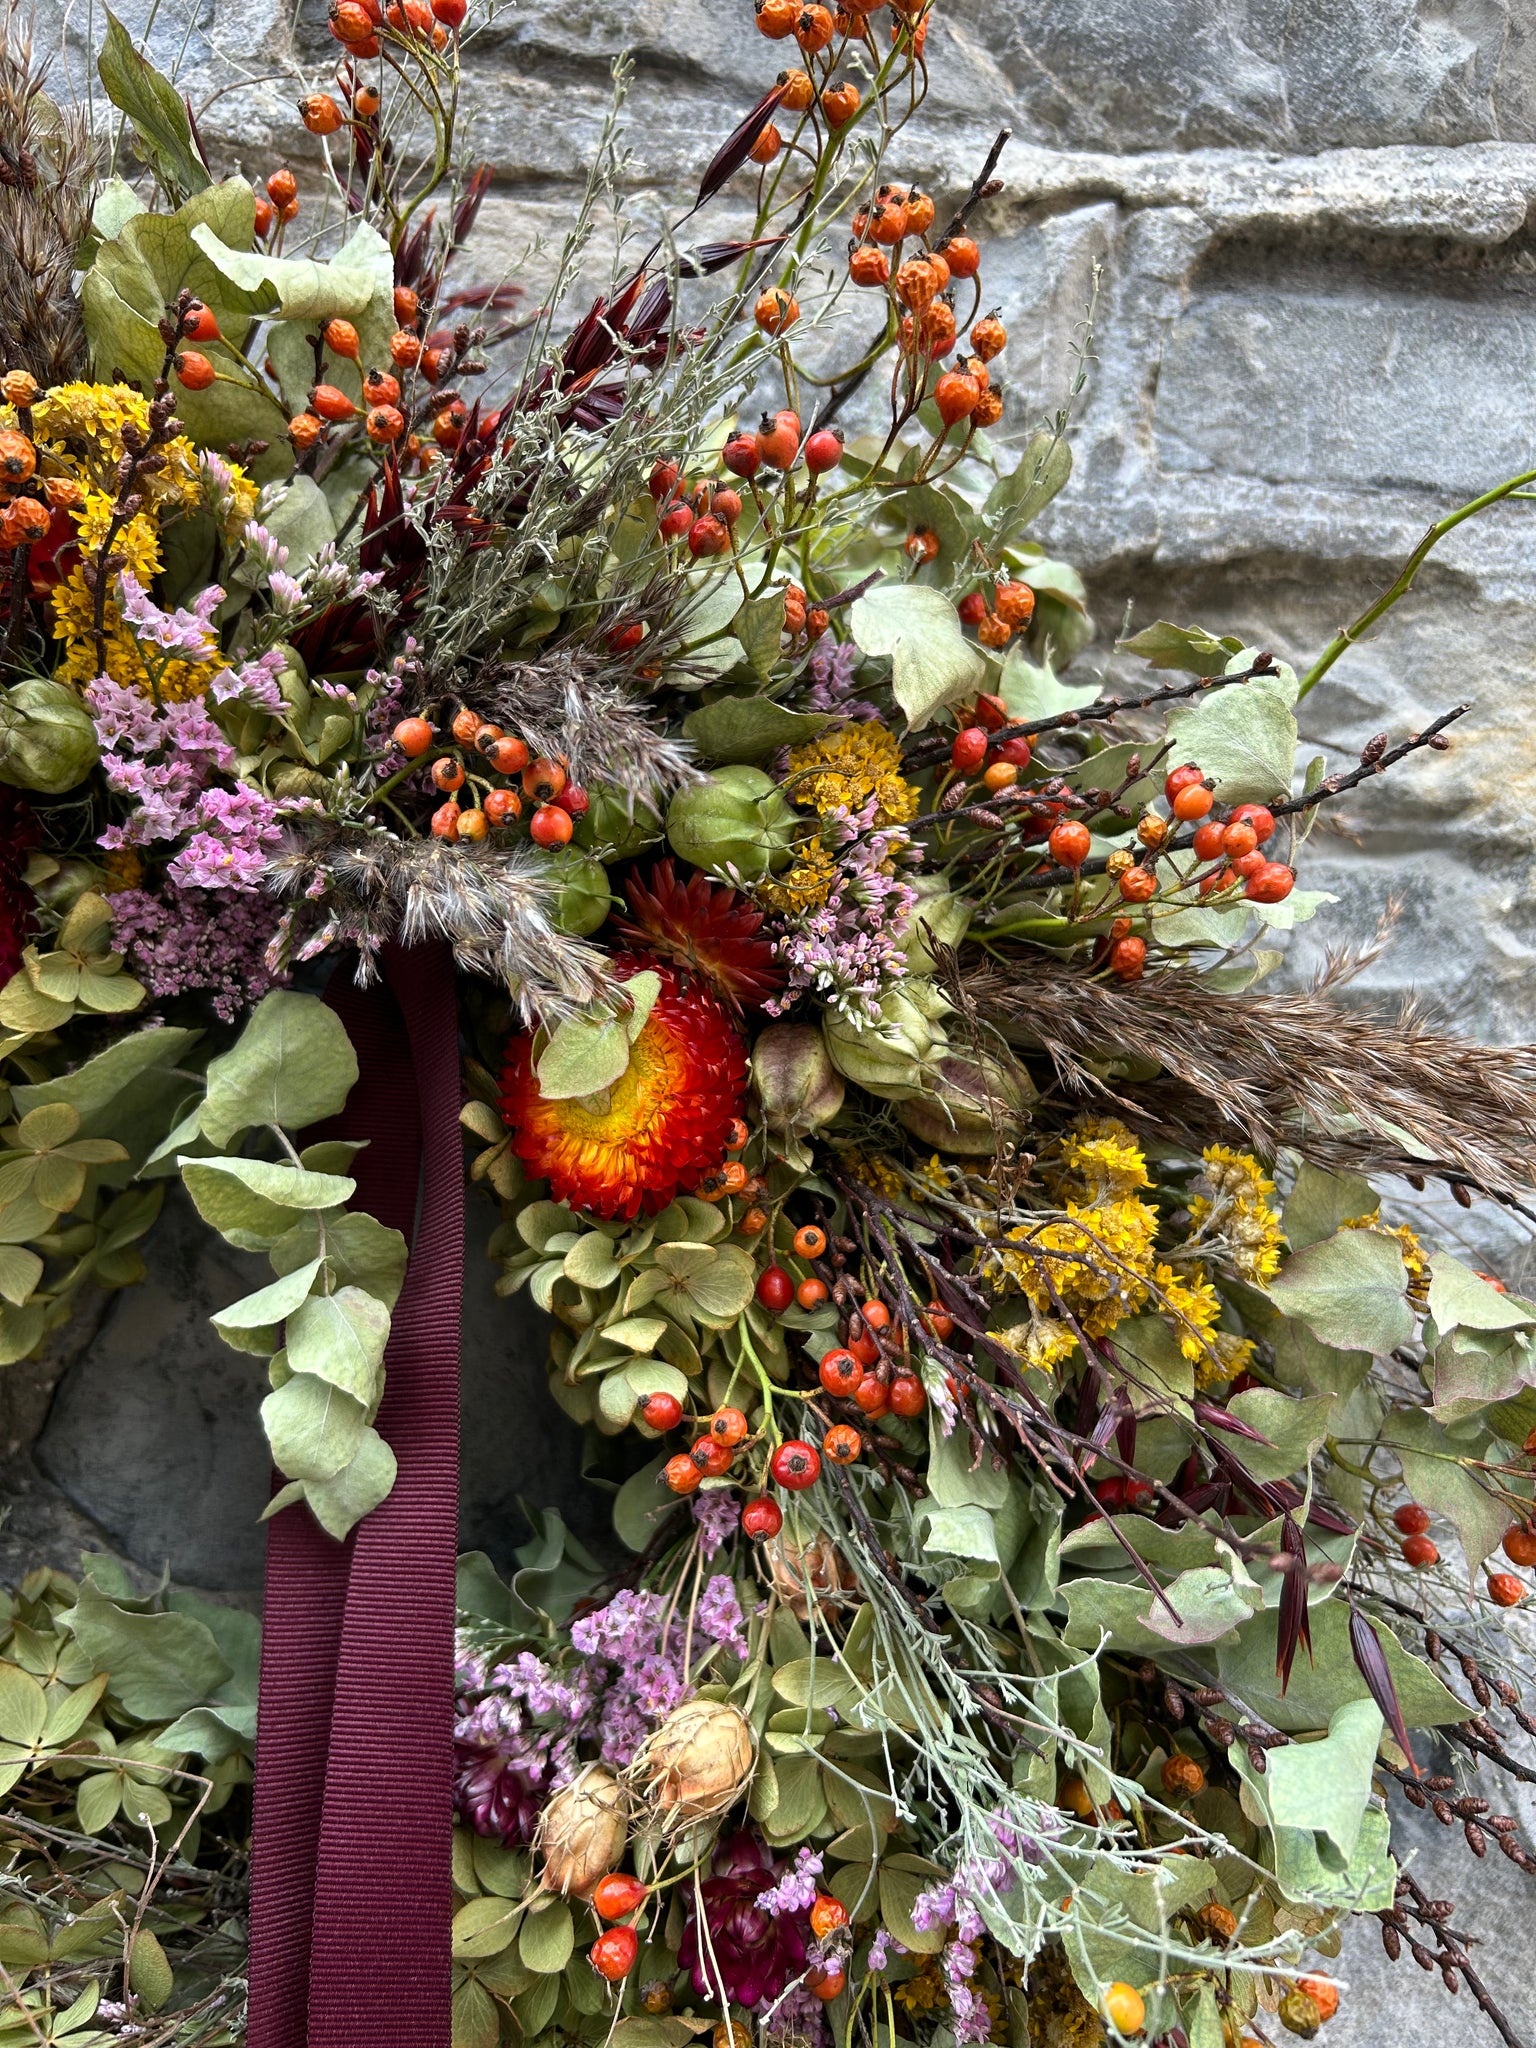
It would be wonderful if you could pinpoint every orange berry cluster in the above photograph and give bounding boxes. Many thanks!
[844,175,1004,433]
[1397,1496,1535,1608]
[391,707,587,845]
[326,0,464,62]
[813,1290,932,1429]
[287,289,469,471]
[0,393,55,553]
[940,567,1033,650]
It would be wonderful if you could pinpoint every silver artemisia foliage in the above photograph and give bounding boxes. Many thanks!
[265,829,617,1022]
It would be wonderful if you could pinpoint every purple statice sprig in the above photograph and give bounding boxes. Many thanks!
[805,633,878,721]
[693,1489,741,1559]
[755,1845,824,1919]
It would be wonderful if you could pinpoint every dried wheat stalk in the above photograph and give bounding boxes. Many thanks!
[0,2,100,387]
[966,949,1536,1202]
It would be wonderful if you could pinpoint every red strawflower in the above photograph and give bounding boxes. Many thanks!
[0,792,39,989]
[678,1831,810,2009]
[616,858,785,1010]
[500,952,747,1219]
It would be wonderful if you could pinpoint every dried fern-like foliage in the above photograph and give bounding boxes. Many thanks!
[968,948,1536,1201]
[266,829,618,1022]
[0,3,101,386]
[476,645,698,803]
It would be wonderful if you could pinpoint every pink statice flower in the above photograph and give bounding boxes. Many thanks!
[766,798,920,1023]
[116,569,221,660]
[107,886,282,1021]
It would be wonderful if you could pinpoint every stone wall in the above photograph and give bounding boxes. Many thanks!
[16,4,1536,2036]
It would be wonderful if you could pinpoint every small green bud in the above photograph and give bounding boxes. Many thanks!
[822,979,951,1102]
[665,766,798,881]
[0,679,98,794]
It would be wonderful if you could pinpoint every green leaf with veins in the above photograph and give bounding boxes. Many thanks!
[535,973,661,1101]
[850,584,986,731]
[200,990,360,1147]
[260,1372,370,1482]
[1267,1228,1414,1355]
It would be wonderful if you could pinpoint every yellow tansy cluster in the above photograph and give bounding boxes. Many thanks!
[839,1147,908,1202]
[996,1315,1079,1375]
[12,382,255,700]
[785,720,920,825]
[995,1117,1160,1338]
[999,1196,1159,1339]
[1153,1260,1222,1362]
[1187,1144,1286,1284]
[1025,1947,1102,2048]
[1041,1115,1152,1206]
[893,1951,1005,2044]
[757,837,837,913]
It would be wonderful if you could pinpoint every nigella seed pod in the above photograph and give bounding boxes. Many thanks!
[821,978,952,1103]
[628,1699,754,1831]
[664,766,799,881]
[751,1021,844,1135]
[537,1765,628,1899]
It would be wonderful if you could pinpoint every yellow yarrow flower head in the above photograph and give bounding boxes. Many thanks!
[757,836,837,913]
[1000,1193,1158,1338]
[995,1315,1079,1376]
[1198,1328,1256,1389]
[786,720,920,826]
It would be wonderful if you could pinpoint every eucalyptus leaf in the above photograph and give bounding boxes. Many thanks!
[519,1897,574,1974]
[285,1286,391,1407]
[1166,676,1298,802]
[1117,621,1243,673]
[850,583,985,730]
[1268,1228,1414,1356]
[536,973,661,1101]
[260,1372,369,1482]
[211,1256,322,1336]
[1263,1697,1382,1860]
[200,991,359,1147]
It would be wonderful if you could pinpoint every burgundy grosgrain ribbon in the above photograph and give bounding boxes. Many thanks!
[249,941,462,2048]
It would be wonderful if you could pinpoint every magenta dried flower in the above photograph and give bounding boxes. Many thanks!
[679,1831,810,2009]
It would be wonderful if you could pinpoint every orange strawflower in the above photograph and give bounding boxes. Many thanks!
[500,955,747,1219]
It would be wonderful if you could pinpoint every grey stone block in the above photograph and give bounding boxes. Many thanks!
[951,0,1536,154]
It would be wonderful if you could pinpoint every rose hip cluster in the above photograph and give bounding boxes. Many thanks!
[391,706,588,845]
[646,413,841,611]
[1393,1490,1536,1611]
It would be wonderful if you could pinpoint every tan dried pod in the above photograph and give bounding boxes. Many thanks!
[764,1530,857,1621]
[536,1764,628,1898]
[629,1699,754,1830]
